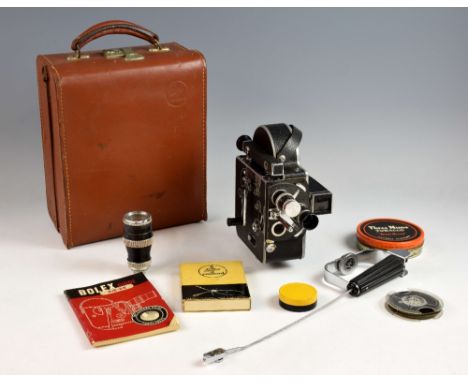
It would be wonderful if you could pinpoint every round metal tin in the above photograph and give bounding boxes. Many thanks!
[356,218,424,258]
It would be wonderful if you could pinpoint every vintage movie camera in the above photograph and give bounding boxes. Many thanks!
[227,123,332,263]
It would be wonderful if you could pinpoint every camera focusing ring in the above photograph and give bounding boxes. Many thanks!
[123,237,153,249]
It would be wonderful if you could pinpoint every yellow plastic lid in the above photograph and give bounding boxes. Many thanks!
[279,282,317,311]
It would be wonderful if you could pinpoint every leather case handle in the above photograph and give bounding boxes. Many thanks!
[70,20,161,57]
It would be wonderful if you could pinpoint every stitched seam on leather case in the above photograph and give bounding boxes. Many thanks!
[193,49,207,220]
[41,56,74,247]
[37,58,58,228]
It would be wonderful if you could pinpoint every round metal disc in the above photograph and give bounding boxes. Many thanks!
[385,290,443,320]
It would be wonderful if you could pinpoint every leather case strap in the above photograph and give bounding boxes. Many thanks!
[71,20,161,53]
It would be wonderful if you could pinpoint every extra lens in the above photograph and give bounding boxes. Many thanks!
[123,211,153,272]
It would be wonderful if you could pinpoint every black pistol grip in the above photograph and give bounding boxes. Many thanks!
[347,255,406,297]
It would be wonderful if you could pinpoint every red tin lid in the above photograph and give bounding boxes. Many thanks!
[356,218,424,250]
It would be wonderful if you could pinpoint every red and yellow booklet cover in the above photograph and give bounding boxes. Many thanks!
[64,273,179,347]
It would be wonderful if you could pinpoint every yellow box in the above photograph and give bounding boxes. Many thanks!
[179,261,251,312]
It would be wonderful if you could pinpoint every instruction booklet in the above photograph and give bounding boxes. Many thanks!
[64,273,179,347]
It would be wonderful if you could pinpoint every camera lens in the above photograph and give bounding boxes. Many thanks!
[123,211,153,273]
[301,212,319,230]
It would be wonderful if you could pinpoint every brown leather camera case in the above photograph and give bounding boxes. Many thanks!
[36,21,207,248]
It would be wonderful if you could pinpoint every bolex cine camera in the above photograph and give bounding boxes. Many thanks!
[227,123,332,263]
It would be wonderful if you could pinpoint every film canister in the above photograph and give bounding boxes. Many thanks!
[279,282,318,312]
[356,218,424,258]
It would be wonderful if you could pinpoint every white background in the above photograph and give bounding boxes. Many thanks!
[1,8,467,374]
